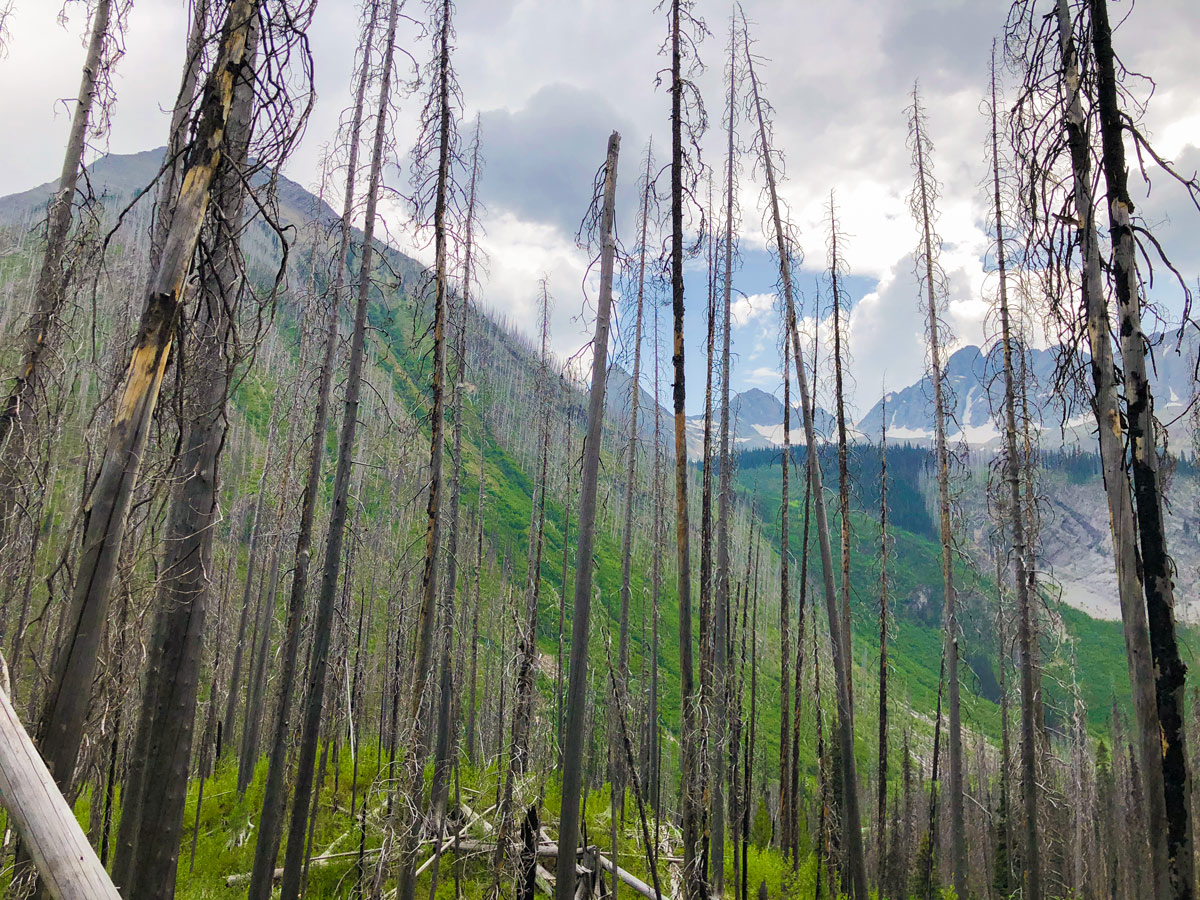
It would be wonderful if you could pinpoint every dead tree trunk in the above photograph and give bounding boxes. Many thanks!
[35,0,261,803]
[644,296,664,813]
[0,0,115,526]
[877,403,890,893]
[395,5,458,897]
[111,19,258,899]
[427,119,483,899]
[712,20,738,894]
[554,130,620,900]
[988,52,1041,900]
[827,193,854,698]
[1088,3,1193,894]
[1049,3,1171,895]
[222,425,275,760]
[743,24,868,900]
[778,305,793,861]
[907,87,966,900]
[614,142,653,850]
[246,3,393,898]
[0,674,121,900]
[468,443,485,766]
[496,283,552,879]
[667,5,705,896]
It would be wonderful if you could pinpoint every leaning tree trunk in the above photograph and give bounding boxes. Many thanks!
[34,0,261,804]
[743,24,868,900]
[1051,3,1171,896]
[554,130,620,900]
[1088,3,1193,895]
[110,20,258,899]
[908,89,967,900]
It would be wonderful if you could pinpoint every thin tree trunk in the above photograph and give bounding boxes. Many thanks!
[554,129,620,900]
[223,431,274,758]
[712,21,738,894]
[743,26,868,900]
[467,444,484,766]
[496,284,551,878]
[0,0,114,525]
[427,123,482,899]
[556,416,572,771]
[645,297,664,813]
[828,193,854,700]
[907,88,966,900]
[877,405,890,894]
[614,142,653,854]
[790,458,812,870]
[989,52,1040,900]
[699,195,716,888]
[395,2,456,895]
[246,3,390,897]
[778,312,792,861]
[668,5,703,895]
[923,653,946,900]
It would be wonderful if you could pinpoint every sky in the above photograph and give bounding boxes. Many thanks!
[2,0,1199,418]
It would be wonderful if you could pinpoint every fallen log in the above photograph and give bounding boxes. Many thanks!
[397,836,661,900]
[0,661,120,900]
[530,843,660,900]
[224,847,383,886]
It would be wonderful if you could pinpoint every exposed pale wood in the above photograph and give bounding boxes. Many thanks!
[0,667,120,900]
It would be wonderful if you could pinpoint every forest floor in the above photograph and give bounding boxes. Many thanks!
[44,747,824,899]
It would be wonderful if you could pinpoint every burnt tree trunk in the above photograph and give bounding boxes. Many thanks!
[554,130,620,900]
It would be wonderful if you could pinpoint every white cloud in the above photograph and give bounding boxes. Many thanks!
[731,292,775,328]
[4,0,1199,414]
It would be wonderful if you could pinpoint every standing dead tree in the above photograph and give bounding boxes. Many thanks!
[906,84,966,900]
[876,399,890,893]
[246,3,398,899]
[395,1,461,895]
[661,1,709,894]
[554,130,620,900]
[1005,2,1195,895]
[0,0,124,534]
[495,281,552,882]
[110,2,314,892]
[984,47,1041,900]
[712,15,741,894]
[742,18,867,900]
[826,192,854,701]
[425,114,483,900]
[34,0,265,809]
[612,139,655,896]
[1087,2,1193,892]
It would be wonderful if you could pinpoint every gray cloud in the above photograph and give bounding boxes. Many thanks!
[477,83,642,238]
